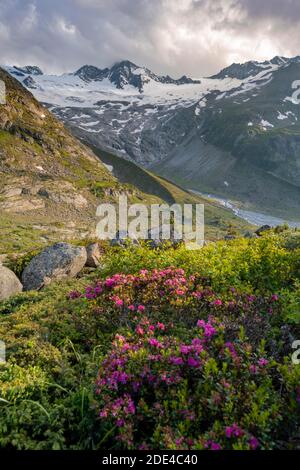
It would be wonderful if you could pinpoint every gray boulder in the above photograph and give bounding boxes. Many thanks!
[86,243,102,268]
[0,265,23,300]
[22,243,87,291]
[255,225,271,236]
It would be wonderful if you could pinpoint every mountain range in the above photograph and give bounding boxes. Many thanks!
[4,56,300,221]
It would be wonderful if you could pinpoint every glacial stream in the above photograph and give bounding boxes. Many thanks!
[191,190,300,228]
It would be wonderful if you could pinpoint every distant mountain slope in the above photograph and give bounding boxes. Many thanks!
[153,60,300,219]
[209,56,295,80]
[6,56,300,220]
[90,145,253,240]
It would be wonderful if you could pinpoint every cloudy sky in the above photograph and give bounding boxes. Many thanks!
[0,0,300,77]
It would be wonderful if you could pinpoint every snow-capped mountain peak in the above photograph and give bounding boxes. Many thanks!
[211,55,300,80]
[74,65,109,82]
[12,65,43,77]
[73,60,201,92]
[109,60,149,91]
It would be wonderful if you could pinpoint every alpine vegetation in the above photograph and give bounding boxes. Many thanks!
[0,0,300,459]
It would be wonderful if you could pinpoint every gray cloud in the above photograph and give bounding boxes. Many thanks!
[240,0,300,21]
[0,0,299,77]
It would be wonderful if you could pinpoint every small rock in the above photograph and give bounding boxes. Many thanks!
[0,254,8,265]
[4,188,23,198]
[255,225,272,236]
[22,243,87,291]
[21,188,31,195]
[0,265,23,301]
[86,243,102,268]
[37,188,50,198]
[146,226,183,249]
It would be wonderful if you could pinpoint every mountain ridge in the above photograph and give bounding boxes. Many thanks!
[8,54,300,86]
[73,59,202,92]
[7,59,201,94]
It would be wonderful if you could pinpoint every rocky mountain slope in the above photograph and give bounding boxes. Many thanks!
[6,56,300,220]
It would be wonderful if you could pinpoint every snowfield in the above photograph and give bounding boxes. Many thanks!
[3,60,280,111]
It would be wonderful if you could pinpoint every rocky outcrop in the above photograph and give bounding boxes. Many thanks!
[37,182,88,208]
[0,180,89,214]
[0,265,23,300]
[74,60,200,91]
[0,197,45,212]
[22,243,87,291]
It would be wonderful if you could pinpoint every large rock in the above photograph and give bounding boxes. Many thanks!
[86,243,102,268]
[0,265,23,300]
[244,231,258,239]
[22,243,87,291]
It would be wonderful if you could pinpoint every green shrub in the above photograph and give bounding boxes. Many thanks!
[5,250,40,279]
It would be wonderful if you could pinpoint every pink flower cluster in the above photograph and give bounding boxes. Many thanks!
[67,267,285,450]
[205,440,222,450]
[225,423,244,438]
[250,358,269,374]
[69,269,281,339]
[100,394,136,429]
[197,319,217,338]
[225,425,259,449]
